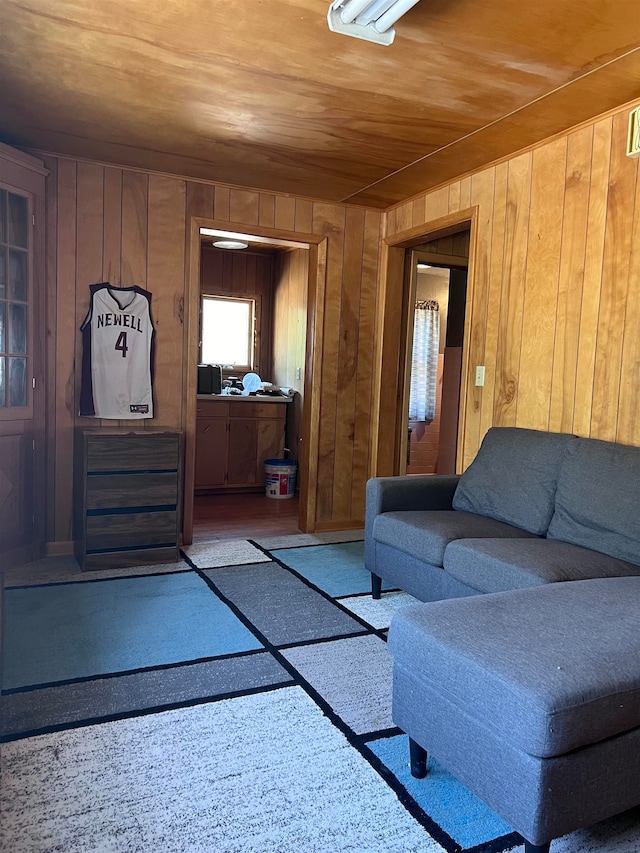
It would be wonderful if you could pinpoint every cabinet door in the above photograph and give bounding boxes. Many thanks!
[0,161,45,566]
[257,418,285,470]
[195,417,228,487]
[227,419,258,485]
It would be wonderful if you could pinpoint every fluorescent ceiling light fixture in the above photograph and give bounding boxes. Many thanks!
[417,263,432,269]
[212,239,248,249]
[200,228,310,250]
[327,0,420,45]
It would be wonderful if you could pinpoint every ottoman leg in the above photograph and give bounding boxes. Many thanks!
[371,573,382,599]
[409,738,428,778]
[524,841,550,853]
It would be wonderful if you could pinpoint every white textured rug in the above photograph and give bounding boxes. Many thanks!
[0,686,442,853]
[182,539,271,568]
[339,590,418,629]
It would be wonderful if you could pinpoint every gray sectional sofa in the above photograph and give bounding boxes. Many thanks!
[370,426,640,851]
[365,426,640,601]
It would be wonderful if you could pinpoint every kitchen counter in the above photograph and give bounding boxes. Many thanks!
[196,394,291,403]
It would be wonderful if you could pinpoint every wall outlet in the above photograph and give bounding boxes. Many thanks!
[475,366,485,387]
[296,367,302,380]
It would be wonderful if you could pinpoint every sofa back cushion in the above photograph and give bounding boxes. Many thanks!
[452,427,574,535]
[547,437,640,565]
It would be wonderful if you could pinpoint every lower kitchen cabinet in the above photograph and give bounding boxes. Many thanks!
[195,397,287,492]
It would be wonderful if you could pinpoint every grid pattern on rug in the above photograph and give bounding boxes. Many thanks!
[2,537,638,853]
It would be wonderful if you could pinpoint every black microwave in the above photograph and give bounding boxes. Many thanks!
[197,364,222,395]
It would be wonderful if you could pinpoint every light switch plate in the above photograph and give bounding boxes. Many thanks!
[475,366,485,387]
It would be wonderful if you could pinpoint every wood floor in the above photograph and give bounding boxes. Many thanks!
[192,493,301,542]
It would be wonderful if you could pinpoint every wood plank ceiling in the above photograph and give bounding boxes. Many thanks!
[1,0,639,208]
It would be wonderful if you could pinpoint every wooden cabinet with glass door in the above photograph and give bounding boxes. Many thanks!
[0,144,46,567]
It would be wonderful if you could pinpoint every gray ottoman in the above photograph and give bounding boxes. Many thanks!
[387,576,640,853]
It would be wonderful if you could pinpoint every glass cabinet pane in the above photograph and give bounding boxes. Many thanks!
[9,303,26,354]
[0,357,4,406]
[0,302,5,352]
[9,249,27,301]
[0,246,5,298]
[9,357,26,407]
[8,192,28,248]
[0,190,5,244]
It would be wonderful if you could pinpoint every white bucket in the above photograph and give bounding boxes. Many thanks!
[265,459,297,499]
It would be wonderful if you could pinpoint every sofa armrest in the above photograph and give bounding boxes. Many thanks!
[364,475,460,572]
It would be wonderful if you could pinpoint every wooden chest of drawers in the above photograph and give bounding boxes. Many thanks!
[74,427,182,570]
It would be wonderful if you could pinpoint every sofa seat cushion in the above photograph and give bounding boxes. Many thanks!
[372,510,536,568]
[453,427,574,535]
[388,577,640,758]
[443,538,640,593]
[548,436,640,565]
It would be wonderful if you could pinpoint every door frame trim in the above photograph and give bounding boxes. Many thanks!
[371,207,478,477]
[182,217,327,543]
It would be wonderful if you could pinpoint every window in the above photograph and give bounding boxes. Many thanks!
[200,295,255,371]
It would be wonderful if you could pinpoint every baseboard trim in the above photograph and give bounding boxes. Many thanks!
[312,520,364,533]
[46,540,74,557]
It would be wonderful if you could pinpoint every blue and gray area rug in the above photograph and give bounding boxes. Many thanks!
[2,534,639,852]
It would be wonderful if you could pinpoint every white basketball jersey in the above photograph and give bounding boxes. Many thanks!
[79,283,155,419]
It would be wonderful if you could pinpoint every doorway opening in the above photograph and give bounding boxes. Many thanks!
[398,230,470,477]
[186,225,317,544]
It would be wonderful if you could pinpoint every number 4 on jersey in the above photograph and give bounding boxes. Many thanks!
[115,331,129,357]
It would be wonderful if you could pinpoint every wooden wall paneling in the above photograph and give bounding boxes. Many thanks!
[617,176,640,446]
[187,182,215,221]
[43,156,58,545]
[213,185,230,221]
[573,118,612,437]
[549,126,593,434]
[259,193,276,228]
[332,207,364,521]
[590,111,637,442]
[313,203,345,521]
[425,187,449,222]
[411,196,426,228]
[294,199,313,234]
[229,189,259,226]
[201,246,224,292]
[260,254,274,379]
[492,152,532,427]
[385,207,397,239]
[516,138,567,431]
[120,170,148,288]
[54,158,77,544]
[395,202,412,233]
[435,235,455,255]
[233,253,248,290]
[458,177,472,211]
[351,209,380,519]
[75,163,105,430]
[182,185,216,544]
[119,170,149,427]
[449,182,461,213]
[452,230,471,257]
[299,240,326,532]
[462,170,494,465]
[222,252,235,293]
[147,174,187,428]
[103,167,123,285]
[275,196,296,232]
[370,241,405,475]
[480,162,507,444]
[272,252,287,385]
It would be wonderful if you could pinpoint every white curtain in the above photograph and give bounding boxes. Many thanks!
[409,300,440,422]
